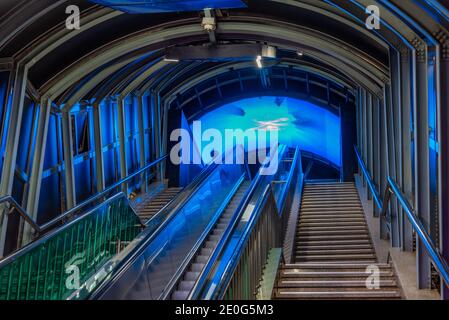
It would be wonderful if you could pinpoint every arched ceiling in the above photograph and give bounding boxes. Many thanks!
[0,0,448,111]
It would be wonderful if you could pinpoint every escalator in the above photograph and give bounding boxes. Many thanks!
[132,187,183,223]
[0,160,226,300]
[87,146,287,300]
[171,180,250,300]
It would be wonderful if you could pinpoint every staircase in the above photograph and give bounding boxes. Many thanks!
[274,182,402,300]
[171,181,250,300]
[133,187,183,223]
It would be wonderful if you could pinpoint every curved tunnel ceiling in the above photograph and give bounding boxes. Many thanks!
[0,0,448,113]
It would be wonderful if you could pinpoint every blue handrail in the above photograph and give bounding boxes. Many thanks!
[354,145,449,288]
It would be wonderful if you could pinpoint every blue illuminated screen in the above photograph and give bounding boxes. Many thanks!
[192,96,341,167]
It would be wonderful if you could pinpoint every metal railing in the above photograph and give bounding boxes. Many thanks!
[195,146,302,300]
[354,146,449,288]
[185,145,287,300]
[87,147,242,299]
[0,155,167,250]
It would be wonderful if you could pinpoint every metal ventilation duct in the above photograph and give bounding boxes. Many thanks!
[89,0,247,13]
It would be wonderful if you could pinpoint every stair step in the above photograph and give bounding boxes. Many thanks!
[275,289,402,300]
[277,280,397,288]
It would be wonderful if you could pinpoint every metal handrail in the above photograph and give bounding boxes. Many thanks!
[0,155,168,238]
[354,146,449,288]
[211,147,301,299]
[0,196,41,233]
[277,147,301,215]
[40,154,168,232]
[0,192,134,268]
[187,145,287,300]
[214,184,276,300]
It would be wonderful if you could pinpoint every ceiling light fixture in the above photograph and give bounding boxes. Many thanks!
[164,57,180,63]
[256,55,263,69]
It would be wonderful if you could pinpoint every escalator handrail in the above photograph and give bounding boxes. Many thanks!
[197,146,301,300]
[39,155,168,233]
[87,148,238,299]
[187,145,287,300]
[213,184,275,300]
[0,196,41,234]
[276,147,302,215]
[354,145,449,288]
[0,192,134,268]
[0,155,168,240]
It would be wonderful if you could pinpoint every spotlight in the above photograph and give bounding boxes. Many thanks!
[297,51,304,57]
[256,55,263,69]
[164,57,180,63]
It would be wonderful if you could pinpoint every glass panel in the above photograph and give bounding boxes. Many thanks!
[142,163,244,299]
[0,195,141,300]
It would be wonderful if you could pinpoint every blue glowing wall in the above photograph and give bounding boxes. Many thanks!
[89,0,246,13]
[192,96,341,167]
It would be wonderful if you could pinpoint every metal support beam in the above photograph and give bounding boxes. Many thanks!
[137,95,147,193]
[415,47,432,289]
[372,97,381,217]
[0,65,27,256]
[61,111,77,210]
[117,98,128,194]
[380,91,389,240]
[92,103,106,192]
[400,48,414,252]
[387,50,401,248]
[361,89,367,188]
[22,97,52,245]
[438,37,449,299]
[366,92,373,201]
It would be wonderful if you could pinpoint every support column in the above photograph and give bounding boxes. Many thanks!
[92,102,105,192]
[380,91,389,240]
[61,110,76,210]
[151,91,163,181]
[366,92,373,200]
[372,97,381,216]
[414,45,432,289]
[137,95,147,193]
[340,101,356,182]
[117,98,128,194]
[22,97,51,245]
[388,50,401,248]
[0,65,27,256]
[437,32,449,299]
[400,47,414,252]
[361,89,367,187]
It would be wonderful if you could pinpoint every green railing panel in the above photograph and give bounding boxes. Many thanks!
[0,195,142,300]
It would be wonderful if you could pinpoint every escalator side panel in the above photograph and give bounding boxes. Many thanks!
[93,164,245,300]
